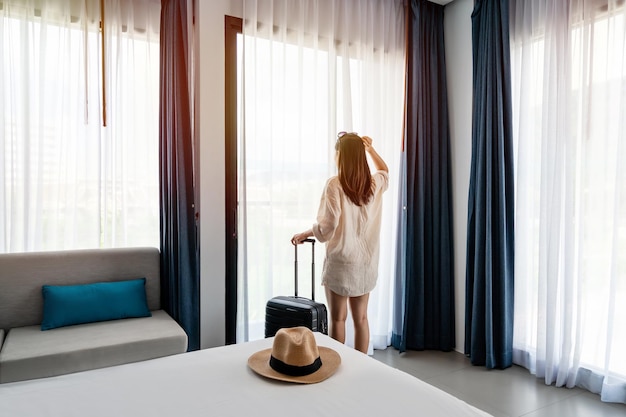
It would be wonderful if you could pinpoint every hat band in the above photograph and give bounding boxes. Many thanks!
[269,355,322,377]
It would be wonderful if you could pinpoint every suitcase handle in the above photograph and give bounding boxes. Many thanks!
[294,238,315,300]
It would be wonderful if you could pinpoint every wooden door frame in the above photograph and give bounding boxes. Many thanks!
[224,15,242,345]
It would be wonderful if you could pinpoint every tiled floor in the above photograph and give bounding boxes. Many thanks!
[372,347,626,417]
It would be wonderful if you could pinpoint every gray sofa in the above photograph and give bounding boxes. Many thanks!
[0,247,188,384]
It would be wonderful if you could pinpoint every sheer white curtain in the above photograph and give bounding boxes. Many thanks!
[0,0,160,253]
[511,0,626,404]
[238,0,405,354]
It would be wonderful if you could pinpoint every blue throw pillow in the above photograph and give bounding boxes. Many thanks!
[41,278,152,330]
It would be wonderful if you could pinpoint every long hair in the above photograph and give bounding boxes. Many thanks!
[335,133,373,206]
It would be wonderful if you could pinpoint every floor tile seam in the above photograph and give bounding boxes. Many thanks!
[515,390,588,417]
[375,356,621,416]
[579,392,626,411]
[377,360,531,417]
[523,388,594,417]
[422,378,514,417]
[389,357,475,375]
[415,367,476,382]
[423,370,591,417]
[523,376,590,402]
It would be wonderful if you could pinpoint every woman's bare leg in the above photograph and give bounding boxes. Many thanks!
[325,287,348,344]
[349,293,370,354]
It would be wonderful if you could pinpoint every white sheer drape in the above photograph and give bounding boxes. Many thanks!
[511,0,626,404]
[0,0,160,252]
[239,0,405,354]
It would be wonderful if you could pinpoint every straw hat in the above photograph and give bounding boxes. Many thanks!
[248,326,341,384]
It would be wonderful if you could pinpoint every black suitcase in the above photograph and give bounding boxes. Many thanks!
[264,238,329,337]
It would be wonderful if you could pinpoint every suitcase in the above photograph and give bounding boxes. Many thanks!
[264,238,329,337]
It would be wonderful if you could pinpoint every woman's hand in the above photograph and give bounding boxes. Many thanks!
[361,135,388,173]
[291,230,312,245]
[362,135,373,151]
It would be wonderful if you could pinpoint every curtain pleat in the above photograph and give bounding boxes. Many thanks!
[392,0,455,352]
[159,0,199,351]
[464,0,515,369]
[511,0,626,403]
[391,152,407,350]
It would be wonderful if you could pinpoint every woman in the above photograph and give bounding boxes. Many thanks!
[291,132,388,354]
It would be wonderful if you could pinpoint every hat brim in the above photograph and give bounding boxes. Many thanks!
[248,346,341,384]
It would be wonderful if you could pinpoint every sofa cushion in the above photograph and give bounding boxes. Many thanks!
[41,278,151,330]
[0,310,188,384]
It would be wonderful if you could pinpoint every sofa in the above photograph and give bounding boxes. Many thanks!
[0,247,188,384]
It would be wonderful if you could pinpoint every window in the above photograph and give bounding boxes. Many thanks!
[0,0,160,252]
[511,1,626,397]
[227,0,405,347]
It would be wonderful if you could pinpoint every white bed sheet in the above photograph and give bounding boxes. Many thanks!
[0,333,492,417]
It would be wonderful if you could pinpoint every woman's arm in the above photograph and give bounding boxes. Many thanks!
[292,178,341,245]
[362,136,388,173]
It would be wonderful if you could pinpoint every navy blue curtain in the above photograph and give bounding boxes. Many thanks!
[464,0,514,369]
[159,0,200,351]
[392,0,455,353]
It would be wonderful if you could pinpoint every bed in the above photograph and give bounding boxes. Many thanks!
[0,332,492,417]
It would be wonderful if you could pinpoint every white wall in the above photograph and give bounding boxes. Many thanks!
[196,0,242,348]
[195,0,474,351]
[443,0,473,353]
